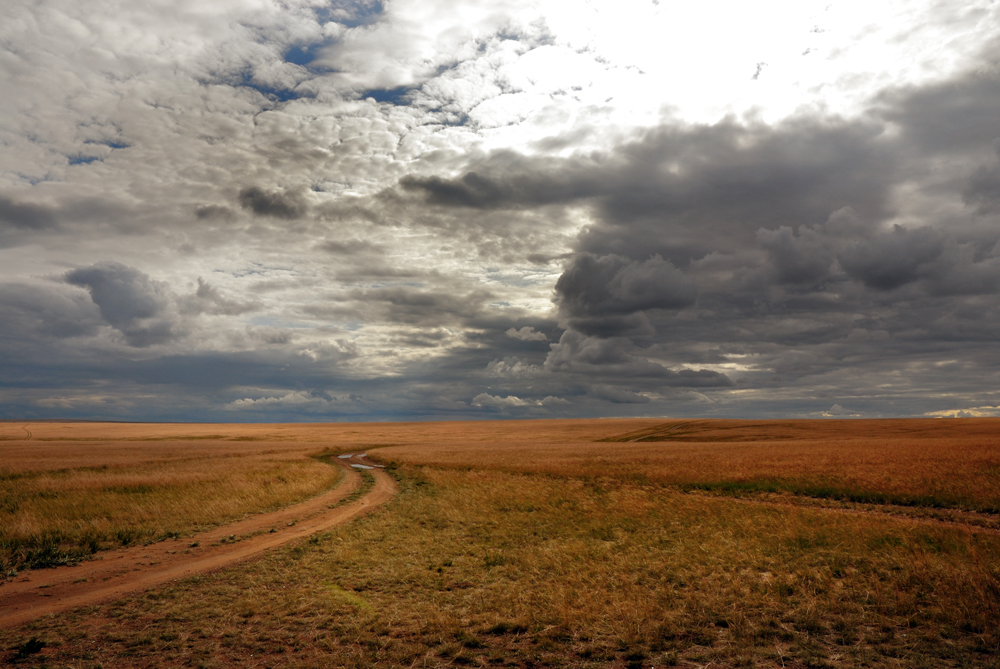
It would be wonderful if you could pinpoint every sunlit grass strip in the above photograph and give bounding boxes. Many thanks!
[0,455,342,576]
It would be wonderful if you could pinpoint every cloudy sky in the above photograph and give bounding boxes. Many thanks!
[2,0,1000,421]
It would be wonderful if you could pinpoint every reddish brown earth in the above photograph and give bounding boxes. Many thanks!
[0,455,396,628]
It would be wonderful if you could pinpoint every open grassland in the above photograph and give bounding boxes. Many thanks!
[2,418,999,667]
[370,418,1000,514]
[4,465,999,668]
[0,423,343,575]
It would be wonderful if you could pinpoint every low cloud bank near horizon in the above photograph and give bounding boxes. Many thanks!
[2,0,1000,421]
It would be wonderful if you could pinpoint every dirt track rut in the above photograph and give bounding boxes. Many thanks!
[0,456,396,629]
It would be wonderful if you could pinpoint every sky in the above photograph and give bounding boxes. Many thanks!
[2,0,1000,422]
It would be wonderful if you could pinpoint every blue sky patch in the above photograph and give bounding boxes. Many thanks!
[84,139,130,150]
[234,71,310,102]
[314,0,385,28]
[284,44,319,66]
[68,155,102,165]
[283,38,340,69]
[361,86,415,105]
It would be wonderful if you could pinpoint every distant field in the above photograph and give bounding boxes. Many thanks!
[372,418,1000,512]
[2,418,999,668]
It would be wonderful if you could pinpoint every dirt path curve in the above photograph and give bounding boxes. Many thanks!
[0,455,396,629]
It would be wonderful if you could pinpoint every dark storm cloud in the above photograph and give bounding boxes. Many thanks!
[554,253,698,336]
[0,340,367,422]
[399,118,895,265]
[346,285,494,326]
[125,347,358,391]
[0,196,57,230]
[317,238,384,255]
[64,262,178,347]
[396,66,1000,295]
[398,157,601,209]
[877,67,1000,155]
[0,196,59,248]
[923,242,1000,297]
[964,160,1000,213]
[295,281,497,335]
[881,64,1000,213]
[756,226,835,286]
[753,216,1000,298]
[544,330,733,388]
[587,384,651,404]
[238,186,308,219]
[838,225,945,291]
[0,283,101,340]
[195,204,237,220]
[579,118,897,264]
[368,58,1000,417]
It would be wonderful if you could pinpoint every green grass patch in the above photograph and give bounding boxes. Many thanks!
[679,477,998,513]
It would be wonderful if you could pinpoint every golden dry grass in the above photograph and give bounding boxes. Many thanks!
[0,422,346,573]
[4,464,999,668]
[0,421,352,472]
[370,418,1000,511]
[2,418,999,668]
[12,417,994,509]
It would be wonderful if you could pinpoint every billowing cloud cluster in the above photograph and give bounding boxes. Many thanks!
[1,0,999,420]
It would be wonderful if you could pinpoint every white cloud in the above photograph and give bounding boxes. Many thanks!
[924,406,1000,418]
[505,326,547,341]
[486,357,539,378]
[822,404,861,417]
[471,392,567,408]
[229,392,315,408]
[472,393,529,407]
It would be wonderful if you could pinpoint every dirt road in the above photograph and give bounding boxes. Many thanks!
[0,456,396,629]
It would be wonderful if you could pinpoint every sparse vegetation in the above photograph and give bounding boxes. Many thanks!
[330,470,376,509]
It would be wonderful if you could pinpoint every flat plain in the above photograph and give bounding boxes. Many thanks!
[1,418,998,668]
